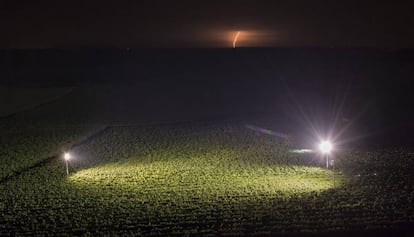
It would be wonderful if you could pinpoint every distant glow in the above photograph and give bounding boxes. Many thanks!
[232,31,241,48]
[202,29,279,48]
[319,141,332,154]
[290,149,314,154]
[245,124,289,139]
[64,152,71,161]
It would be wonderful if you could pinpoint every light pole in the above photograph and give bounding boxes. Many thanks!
[332,159,335,188]
[319,141,332,169]
[64,152,71,175]
[319,141,335,188]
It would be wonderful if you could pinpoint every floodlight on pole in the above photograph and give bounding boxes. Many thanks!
[319,141,333,169]
[63,152,71,175]
[319,141,332,154]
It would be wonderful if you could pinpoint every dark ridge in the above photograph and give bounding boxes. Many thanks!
[1,47,413,146]
[0,88,74,119]
[0,47,411,86]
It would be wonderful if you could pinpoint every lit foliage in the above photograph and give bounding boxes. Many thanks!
[0,125,103,181]
[71,156,334,200]
[0,123,413,236]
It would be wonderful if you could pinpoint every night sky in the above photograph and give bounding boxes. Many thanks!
[1,0,414,49]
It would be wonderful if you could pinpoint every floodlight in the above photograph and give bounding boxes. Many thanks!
[64,152,71,160]
[319,141,332,154]
[63,152,71,175]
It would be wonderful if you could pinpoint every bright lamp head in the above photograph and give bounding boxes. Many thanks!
[64,152,71,161]
[319,141,333,154]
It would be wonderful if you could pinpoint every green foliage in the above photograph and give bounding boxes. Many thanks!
[0,122,413,236]
[0,124,104,180]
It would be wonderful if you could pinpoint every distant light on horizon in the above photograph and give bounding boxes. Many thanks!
[233,31,241,48]
[200,29,280,48]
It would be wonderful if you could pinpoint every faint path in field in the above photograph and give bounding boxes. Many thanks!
[69,126,111,148]
[0,125,110,184]
[0,87,74,119]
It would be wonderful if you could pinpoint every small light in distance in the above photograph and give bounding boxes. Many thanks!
[319,141,333,154]
[64,152,71,161]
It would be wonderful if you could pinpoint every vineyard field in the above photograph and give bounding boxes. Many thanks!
[1,122,413,236]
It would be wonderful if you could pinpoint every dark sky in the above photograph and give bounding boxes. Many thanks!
[1,0,414,49]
